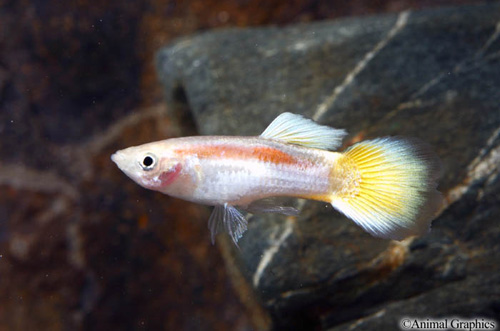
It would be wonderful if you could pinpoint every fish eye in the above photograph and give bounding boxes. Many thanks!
[140,153,156,171]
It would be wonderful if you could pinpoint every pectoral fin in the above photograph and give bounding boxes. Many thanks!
[208,204,248,245]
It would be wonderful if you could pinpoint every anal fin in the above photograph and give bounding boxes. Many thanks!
[244,198,299,216]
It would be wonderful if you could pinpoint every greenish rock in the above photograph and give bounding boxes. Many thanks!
[157,3,500,330]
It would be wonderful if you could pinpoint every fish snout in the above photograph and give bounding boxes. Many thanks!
[111,151,126,169]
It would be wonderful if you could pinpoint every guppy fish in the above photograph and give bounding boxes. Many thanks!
[112,113,443,244]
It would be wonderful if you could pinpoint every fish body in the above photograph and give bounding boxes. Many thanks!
[112,113,443,244]
[116,136,339,206]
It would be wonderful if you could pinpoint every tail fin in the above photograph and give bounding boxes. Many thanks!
[331,137,443,240]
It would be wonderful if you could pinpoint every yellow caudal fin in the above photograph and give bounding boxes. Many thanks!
[331,137,444,240]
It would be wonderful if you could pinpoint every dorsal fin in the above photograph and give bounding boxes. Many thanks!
[260,112,347,150]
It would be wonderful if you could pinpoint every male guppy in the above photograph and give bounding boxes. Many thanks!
[111,113,443,244]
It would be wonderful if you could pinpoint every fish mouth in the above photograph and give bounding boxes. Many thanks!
[111,151,126,169]
[110,152,119,164]
[111,150,138,179]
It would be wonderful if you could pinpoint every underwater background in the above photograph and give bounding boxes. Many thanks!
[1,0,498,330]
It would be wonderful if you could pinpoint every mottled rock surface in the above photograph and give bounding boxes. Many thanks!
[0,104,254,330]
[157,3,500,330]
[0,2,252,330]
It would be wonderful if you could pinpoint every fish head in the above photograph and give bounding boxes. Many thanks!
[111,141,197,197]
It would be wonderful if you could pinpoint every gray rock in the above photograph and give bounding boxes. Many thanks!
[157,3,500,330]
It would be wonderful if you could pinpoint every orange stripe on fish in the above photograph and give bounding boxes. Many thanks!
[173,144,305,166]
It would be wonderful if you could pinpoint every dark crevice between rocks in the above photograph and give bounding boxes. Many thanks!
[171,83,200,136]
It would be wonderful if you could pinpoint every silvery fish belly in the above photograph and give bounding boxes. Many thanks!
[188,137,334,206]
[112,112,443,245]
